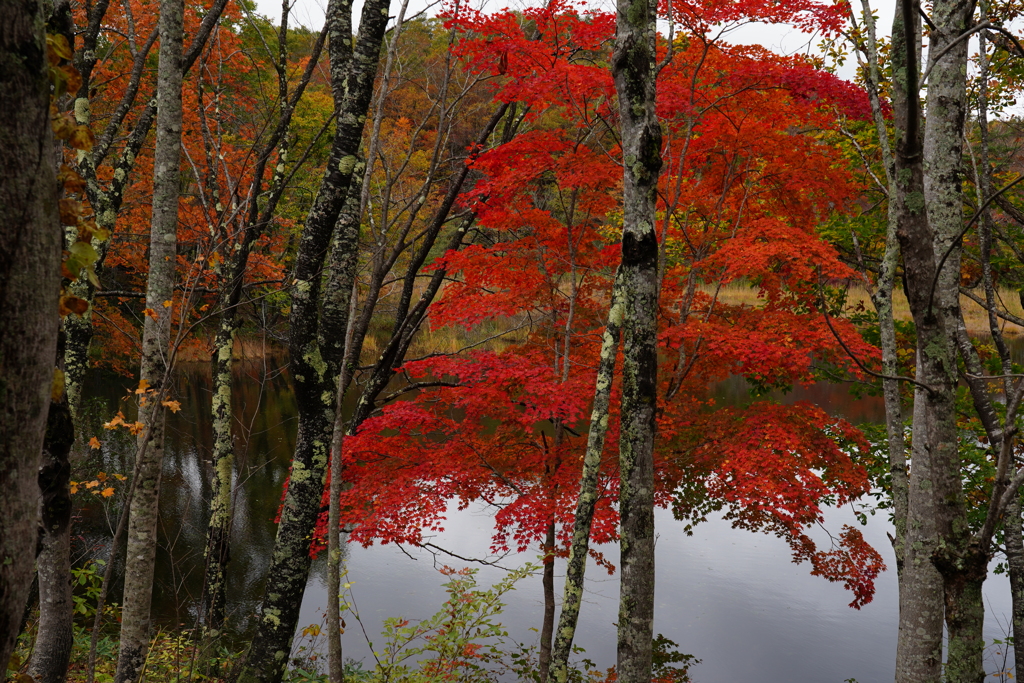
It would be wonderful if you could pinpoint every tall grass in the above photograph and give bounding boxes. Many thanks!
[705,282,1024,336]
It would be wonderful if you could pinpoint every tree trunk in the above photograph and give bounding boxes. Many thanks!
[894,0,973,678]
[27,368,76,683]
[0,0,61,668]
[538,521,556,683]
[114,0,184,678]
[1005,495,1024,678]
[548,276,623,683]
[943,555,988,683]
[325,187,362,683]
[611,0,662,678]
[204,309,235,634]
[232,0,390,679]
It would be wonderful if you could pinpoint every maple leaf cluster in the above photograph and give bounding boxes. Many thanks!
[307,0,886,607]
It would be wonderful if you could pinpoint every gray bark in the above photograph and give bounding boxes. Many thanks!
[611,0,663,677]
[893,0,978,678]
[891,1,952,681]
[114,0,184,678]
[855,0,911,573]
[0,0,61,668]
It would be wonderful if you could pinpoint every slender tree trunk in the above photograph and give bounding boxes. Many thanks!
[861,0,911,574]
[538,521,557,683]
[115,0,183,678]
[232,0,390,679]
[548,277,624,683]
[612,0,662,678]
[28,351,76,683]
[1005,495,1024,678]
[204,309,235,634]
[326,188,362,683]
[203,15,327,633]
[0,0,61,668]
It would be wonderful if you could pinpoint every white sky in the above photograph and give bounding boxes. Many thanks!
[254,0,902,84]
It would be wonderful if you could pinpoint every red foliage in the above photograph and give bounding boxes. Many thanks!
[309,0,885,606]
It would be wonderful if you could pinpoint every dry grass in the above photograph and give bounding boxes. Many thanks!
[705,282,1024,336]
[358,315,529,361]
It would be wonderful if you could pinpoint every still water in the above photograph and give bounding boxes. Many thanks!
[77,364,1014,682]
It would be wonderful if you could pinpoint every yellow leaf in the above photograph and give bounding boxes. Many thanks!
[143,308,158,320]
[100,487,115,498]
[88,436,101,449]
[47,33,72,61]
[135,379,151,394]
[161,400,181,413]
[59,294,89,317]
[103,411,126,429]
[163,300,173,308]
[85,481,98,489]
[51,368,65,402]
[128,421,146,436]
[69,482,79,494]
[114,473,127,481]
[96,472,107,482]
[68,125,94,152]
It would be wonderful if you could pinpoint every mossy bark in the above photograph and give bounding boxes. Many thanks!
[232,0,390,680]
[0,0,61,668]
[1005,496,1024,677]
[611,0,662,678]
[549,277,624,683]
[893,0,972,679]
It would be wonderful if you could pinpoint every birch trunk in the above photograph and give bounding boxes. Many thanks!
[114,0,183,678]
[0,0,61,668]
[232,0,390,678]
[612,0,662,677]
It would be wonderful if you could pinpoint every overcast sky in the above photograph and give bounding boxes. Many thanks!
[252,0,901,83]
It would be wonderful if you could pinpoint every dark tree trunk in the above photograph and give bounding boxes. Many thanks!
[232,0,390,680]
[611,0,662,678]
[27,362,75,683]
[538,521,556,683]
[0,0,61,668]
[1006,496,1024,678]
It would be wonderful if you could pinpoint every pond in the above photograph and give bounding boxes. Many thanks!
[75,362,1015,682]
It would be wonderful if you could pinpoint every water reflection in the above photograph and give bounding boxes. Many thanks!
[73,363,1013,681]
